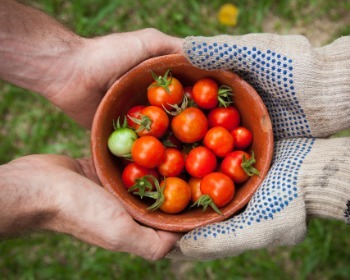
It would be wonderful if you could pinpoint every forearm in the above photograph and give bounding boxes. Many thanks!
[0,0,84,98]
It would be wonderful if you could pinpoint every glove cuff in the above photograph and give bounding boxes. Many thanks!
[303,37,350,137]
[300,137,350,223]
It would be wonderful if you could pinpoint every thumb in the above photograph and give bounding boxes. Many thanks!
[122,226,182,260]
[136,28,184,57]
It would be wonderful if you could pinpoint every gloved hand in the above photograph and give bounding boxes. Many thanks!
[168,34,350,260]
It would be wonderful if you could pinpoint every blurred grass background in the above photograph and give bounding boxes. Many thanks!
[1,0,350,279]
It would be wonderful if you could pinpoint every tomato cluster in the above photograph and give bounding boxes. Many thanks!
[107,70,259,215]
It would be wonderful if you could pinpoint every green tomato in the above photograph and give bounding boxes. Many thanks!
[108,127,137,157]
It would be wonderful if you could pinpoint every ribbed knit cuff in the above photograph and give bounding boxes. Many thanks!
[301,36,350,137]
[300,137,350,224]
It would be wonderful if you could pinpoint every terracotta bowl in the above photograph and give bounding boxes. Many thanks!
[91,54,273,233]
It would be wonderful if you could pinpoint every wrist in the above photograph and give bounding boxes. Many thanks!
[0,157,59,236]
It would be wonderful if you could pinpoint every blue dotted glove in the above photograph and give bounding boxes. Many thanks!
[168,34,350,260]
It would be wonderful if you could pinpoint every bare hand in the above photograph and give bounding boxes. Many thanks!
[0,155,181,260]
[40,29,183,128]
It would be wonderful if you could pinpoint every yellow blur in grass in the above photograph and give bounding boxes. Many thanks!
[218,3,239,26]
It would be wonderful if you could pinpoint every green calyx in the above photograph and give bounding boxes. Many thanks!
[128,175,154,198]
[128,114,152,133]
[162,94,189,116]
[130,175,165,211]
[112,116,128,130]
[192,194,222,215]
[217,85,234,107]
[241,151,260,176]
[149,69,173,93]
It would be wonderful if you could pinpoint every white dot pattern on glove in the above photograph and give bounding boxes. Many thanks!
[186,41,312,139]
[184,138,315,240]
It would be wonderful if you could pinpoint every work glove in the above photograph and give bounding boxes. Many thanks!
[169,34,350,260]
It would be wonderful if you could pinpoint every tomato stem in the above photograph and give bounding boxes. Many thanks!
[145,186,165,211]
[241,151,260,176]
[128,114,152,133]
[112,116,128,130]
[192,194,222,215]
[162,95,189,116]
[128,175,154,198]
[146,191,165,211]
[149,69,173,93]
[131,175,166,211]
[217,85,234,108]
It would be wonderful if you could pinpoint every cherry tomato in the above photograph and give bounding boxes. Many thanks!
[192,78,219,109]
[231,126,253,150]
[203,126,234,157]
[157,148,185,177]
[221,150,259,183]
[122,162,159,190]
[126,105,145,129]
[171,107,208,143]
[133,106,169,138]
[188,177,203,203]
[108,118,137,157]
[185,146,217,178]
[147,70,184,110]
[207,106,240,131]
[131,136,165,168]
[159,177,191,214]
[200,172,235,207]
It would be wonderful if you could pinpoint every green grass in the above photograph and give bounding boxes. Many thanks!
[0,83,89,163]
[1,0,350,279]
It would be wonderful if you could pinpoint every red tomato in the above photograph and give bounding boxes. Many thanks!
[188,177,203,203]
[207,106,240,131]
[157,148,185,177]
[203,126,234,157]
[159,177,191,214]
[131,136,165,168]
[134,106,169,138]
[192,78,219,109]
[231,126,253,150]
[200,172,235,207]
[147,71,184,110]
[171,107,208,143]
[185,146,217,178]
[122,162,158,190]
[221,150,259,183]
[126,105,145,129]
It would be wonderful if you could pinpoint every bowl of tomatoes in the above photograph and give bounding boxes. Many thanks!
[91,54,273,232]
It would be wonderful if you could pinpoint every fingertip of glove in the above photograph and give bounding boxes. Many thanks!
[183,36,218,70]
